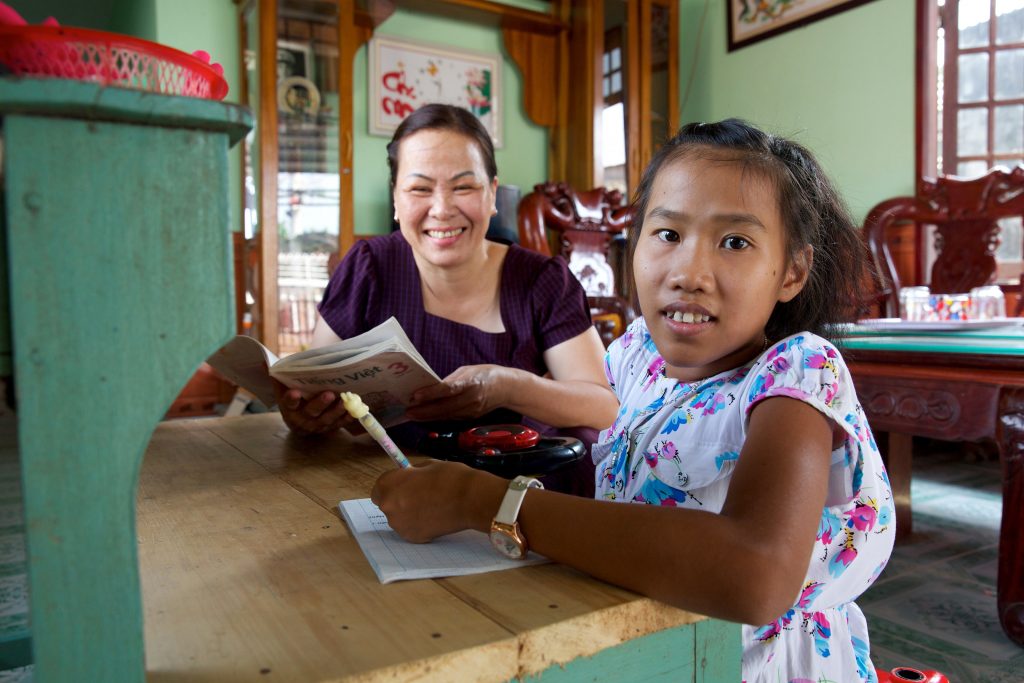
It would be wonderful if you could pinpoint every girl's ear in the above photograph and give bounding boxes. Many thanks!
[778,245,813,303]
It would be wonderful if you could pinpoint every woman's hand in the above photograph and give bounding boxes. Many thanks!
[371,460,505,543]
[274,380,354,436]
[404,364,514,421]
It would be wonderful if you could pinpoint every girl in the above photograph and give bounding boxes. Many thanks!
[371,119,895,682]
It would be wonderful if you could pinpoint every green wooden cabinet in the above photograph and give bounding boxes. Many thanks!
[0,79,251,682]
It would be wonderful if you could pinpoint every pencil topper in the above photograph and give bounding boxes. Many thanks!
[339,392,369,419]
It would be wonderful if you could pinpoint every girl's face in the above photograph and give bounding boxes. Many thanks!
[393,129,498,270]
[633,155,810,382]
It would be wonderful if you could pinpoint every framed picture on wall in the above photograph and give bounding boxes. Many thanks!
[368,36,502,148]
[727,0,879,51]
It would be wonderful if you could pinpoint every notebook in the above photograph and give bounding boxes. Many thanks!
[338,498,548,584]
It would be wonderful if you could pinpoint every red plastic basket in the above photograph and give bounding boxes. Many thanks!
[0,25,228,100]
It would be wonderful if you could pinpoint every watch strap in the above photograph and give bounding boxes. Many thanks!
[494,475,543,525]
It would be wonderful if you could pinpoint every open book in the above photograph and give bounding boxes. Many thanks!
[207,317,441,427]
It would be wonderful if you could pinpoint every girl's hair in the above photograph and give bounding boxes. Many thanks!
[628,118,871,342]
[386,103,498,189]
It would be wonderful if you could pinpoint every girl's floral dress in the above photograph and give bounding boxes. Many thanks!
[592,318,895,683]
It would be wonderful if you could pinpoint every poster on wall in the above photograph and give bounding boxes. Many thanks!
[368,36,502,148]
[727,0,878,51]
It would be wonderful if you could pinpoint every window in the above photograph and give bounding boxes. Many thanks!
[594,0,677,197]
[926,0,1024,282]
[602,25,627,194]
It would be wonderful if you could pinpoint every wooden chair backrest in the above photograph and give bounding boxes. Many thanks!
[864,165,1024,317]
[517,181,636,345]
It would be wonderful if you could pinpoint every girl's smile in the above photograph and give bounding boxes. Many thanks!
[633,154,810,382]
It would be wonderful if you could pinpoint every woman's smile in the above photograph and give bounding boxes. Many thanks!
[425,227,466,240]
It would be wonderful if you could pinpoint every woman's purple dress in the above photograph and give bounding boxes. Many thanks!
[318,232,598,493]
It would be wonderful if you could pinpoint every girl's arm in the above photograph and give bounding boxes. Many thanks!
[405,326,618,430]
[373,395,833,626]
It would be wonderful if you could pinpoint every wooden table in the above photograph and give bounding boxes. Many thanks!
[841,324,1024,647]
[138,414,740,682]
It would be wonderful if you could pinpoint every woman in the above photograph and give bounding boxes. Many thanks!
[277,104,617,468]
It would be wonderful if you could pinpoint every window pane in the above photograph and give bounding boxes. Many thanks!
[995,216,1022,262]
[958,107,989,155]
[996,0,1024,45]
[959,0,991,48]
[602,52,610,73]
[611,47,621,71]
[995,49,1024,99]
[602,102,627,195]
[957,159,990,176]
[958,52,989,102]
[611,71,621,93]
[994,104,1024,153]
[603,76,610,98]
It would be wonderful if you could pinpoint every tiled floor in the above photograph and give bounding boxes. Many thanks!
[860,443,1024,682]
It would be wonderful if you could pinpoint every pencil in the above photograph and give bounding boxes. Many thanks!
[338,392,411,468]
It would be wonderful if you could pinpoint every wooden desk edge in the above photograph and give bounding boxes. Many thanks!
[339,598,707,682]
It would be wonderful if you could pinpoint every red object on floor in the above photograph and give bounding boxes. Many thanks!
[876,667,949,683]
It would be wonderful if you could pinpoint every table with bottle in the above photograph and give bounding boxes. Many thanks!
[840,285,1024,647]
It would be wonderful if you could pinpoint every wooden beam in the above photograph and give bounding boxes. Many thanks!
[563,0,602,189]
[368,0,565,33]
[502,27,560,128]
[258,0,280,352]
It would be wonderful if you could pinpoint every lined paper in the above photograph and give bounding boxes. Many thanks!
[338,498,548,584]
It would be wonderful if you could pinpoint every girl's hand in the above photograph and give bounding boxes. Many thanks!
[371,460,505,543]
[405,364,514,421]
[274,380,354,436]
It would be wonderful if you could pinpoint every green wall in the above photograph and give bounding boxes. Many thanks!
[353,8,549,234]
[677,0,916,222]
[150,0,242,233]
[17,0,116,28]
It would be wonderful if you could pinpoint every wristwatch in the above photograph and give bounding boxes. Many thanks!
[489,475,543,559]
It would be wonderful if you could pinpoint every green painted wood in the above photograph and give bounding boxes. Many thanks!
[0,78,251,146]
[840,328,1024,355]
[519,619,739,683]
[0,79,250,682]
[694,618,742,683]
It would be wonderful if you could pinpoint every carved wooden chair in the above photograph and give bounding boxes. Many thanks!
[864,165,1024,318]
[860,166,1024,538]
[517,181,636,346]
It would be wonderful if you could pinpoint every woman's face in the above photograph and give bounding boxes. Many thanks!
[632,155,810,382]
[393,129,497,269]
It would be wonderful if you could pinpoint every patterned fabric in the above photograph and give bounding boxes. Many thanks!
[593,317,895,683]
[318,231,593,445]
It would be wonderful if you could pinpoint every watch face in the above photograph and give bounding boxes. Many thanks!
[490,530,525,559]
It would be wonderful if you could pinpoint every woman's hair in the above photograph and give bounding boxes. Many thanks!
[628,118,871,343]
[386,103,498,189]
